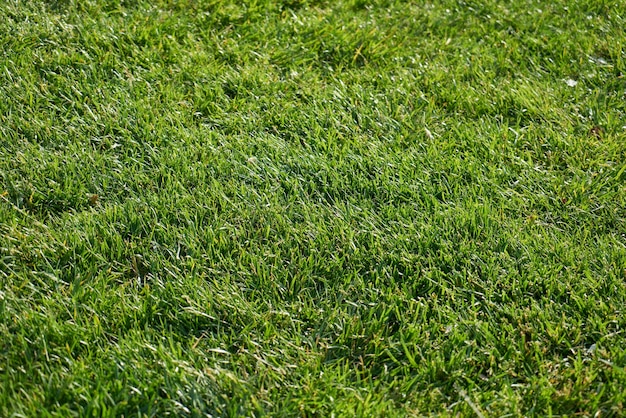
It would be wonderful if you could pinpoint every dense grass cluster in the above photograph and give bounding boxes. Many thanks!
[1,0,625,415]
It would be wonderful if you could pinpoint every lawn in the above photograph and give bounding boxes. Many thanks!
[1,0,625,416]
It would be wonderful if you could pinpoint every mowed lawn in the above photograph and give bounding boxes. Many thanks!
[1,0,625,416]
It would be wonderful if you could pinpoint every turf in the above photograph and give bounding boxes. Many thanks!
[1,0,625,416]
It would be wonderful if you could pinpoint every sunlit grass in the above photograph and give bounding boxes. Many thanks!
[1,0,625,416]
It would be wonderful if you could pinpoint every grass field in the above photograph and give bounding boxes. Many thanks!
[1,0,625,416]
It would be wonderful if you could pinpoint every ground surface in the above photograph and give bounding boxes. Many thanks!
[1,0,625,416]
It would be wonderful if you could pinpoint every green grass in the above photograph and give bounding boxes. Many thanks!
[1,0,625,416]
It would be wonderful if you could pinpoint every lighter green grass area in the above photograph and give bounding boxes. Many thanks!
[1,0,626,416]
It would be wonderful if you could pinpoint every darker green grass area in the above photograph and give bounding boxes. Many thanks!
[1,0,626,416]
